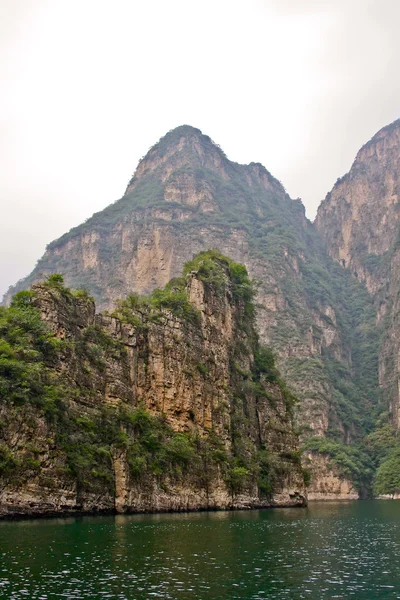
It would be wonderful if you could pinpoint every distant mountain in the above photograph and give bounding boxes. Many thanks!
[3,124,383,497]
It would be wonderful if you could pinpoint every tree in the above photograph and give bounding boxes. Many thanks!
[374,449,400,497]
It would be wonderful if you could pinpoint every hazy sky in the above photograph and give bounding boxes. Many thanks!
[1,0,400,297]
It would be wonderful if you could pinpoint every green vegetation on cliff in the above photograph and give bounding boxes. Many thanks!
[303,418,400,496]
[113,250,256,334]
[0,289,63,412]
[183,250,255,305]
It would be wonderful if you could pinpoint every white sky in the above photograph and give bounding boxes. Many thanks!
[1,0,400,297]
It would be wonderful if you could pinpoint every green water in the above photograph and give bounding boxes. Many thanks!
[0,501,400,599]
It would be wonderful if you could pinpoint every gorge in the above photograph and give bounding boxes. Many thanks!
[2,119,400,513]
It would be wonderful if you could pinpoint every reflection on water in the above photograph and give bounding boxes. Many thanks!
[0,501,400,599]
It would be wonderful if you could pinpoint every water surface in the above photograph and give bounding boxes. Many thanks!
[1,501,400,599]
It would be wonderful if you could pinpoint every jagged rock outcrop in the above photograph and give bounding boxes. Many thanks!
[0,255,306,517]
[3,126,379,463]
[316,119,400,426]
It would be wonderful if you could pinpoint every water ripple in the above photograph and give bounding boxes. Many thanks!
[0,501,400,599]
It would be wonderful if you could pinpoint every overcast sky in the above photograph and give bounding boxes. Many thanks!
[1,0,400,298]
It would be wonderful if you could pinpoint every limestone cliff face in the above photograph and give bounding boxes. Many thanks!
[315,119,400,426]
[303,452,358,501]
[0,258,306,517]
[3,126,378,456]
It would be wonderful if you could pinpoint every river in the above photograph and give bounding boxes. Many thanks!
[0,501,399,599]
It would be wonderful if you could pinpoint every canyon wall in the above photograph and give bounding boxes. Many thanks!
[316,119,400,426]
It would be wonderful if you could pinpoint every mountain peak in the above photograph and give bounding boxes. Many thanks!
[368,117,400,143]
[163,124,204,138]
[315,116,400,279]
[354,117,400,164]
[125,125,227,194]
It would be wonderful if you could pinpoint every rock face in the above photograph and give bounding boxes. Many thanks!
[315,120,400,280]
[315,119,400,426]
[3,126,379,462]
[0,255,306,517]
[303,453,358,501]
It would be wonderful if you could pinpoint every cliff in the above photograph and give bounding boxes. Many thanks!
[303,452,358,501]
[0,253,306,517]
[315,119,400,426]
[315,119,400,289]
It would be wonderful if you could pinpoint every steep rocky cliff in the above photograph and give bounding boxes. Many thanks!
[316,119,400,427]
[4,126,380,476]
[0,254,306,517]
[303,452,358,500]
